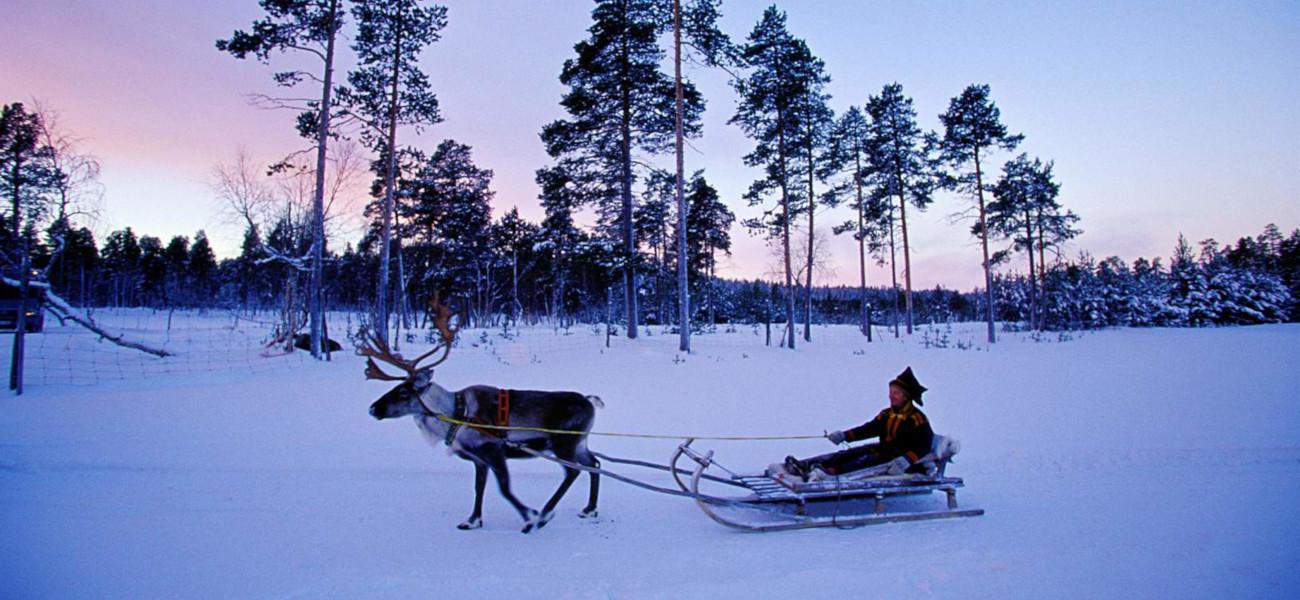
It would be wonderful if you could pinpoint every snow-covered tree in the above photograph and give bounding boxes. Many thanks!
[401,140,494,320]
[683,172,733,325]
[987,154,1079,329]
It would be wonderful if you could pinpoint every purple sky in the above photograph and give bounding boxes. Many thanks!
[3,0,1297,290]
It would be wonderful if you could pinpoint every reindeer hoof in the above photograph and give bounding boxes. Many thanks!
[535,511,556,530]
[457,517,482,530]
[520,510,541,534]
[579,508,598,519]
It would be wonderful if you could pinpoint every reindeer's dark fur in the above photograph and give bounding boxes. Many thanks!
[369,374,601,533]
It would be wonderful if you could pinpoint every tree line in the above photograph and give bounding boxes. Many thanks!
[5,1,1295,356]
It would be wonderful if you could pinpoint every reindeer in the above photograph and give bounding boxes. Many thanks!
[363,300,601,533]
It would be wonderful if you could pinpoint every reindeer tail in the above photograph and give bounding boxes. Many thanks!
[586,395,605,409]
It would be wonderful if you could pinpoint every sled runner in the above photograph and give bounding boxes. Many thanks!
[671,435,984,532]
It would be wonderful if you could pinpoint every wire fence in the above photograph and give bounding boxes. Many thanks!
[1,307,1025,388]
[1,308,313,387]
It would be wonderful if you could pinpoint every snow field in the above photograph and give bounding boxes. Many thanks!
[2,318,1298,598]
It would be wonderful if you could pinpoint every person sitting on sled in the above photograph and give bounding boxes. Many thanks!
[783,366,934,481]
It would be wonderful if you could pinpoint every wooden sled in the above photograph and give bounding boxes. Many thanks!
[671,436,984,532]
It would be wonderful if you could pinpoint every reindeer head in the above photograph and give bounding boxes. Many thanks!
[362,297,460,420]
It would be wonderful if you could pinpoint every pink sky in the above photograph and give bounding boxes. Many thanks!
[4,0,1297,291]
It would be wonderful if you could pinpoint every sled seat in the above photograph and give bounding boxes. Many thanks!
[762,434,967,498]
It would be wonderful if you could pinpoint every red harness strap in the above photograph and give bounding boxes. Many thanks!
[497,388,510,427]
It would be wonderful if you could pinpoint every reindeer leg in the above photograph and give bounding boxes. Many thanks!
[458,463,488,530]
[537,465,581,530]
[580,453,600,519]
[483,447,538,533]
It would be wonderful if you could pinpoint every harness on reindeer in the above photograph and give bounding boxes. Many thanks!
[443,389,512,445]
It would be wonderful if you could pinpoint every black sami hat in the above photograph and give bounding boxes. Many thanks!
[889,366,928,405]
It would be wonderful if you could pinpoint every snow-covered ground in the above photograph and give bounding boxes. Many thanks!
[2,313,1298,599]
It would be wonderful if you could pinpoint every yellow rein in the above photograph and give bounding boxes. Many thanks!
[434,415,826,441]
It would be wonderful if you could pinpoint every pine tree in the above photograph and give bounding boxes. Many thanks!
[340,0,446,343]
[1279,228,1300,320]
[683,172,733,325]
[792,44,833,343]
[939,84,1023,343]
[99,228,141,307]
[541,0,705,339]
[45,222,96,306]
[987,154,1078,329]
[1,103,59,247]
[865,83,938,335]
[730,6,820,349]
[405,140,494,318]
[671,0,734,352]
[1130,257,1177,326]
[637,170,674,325]
[491,208,540,323]
[236,225,267,309]
[535,166,584,325]
[218,0,345,358]
[138,236,166,307]
[163,235,190,307]
[188,231,219,303]
[827,106,890,338]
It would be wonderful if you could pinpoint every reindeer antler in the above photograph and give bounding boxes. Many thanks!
[356,329,417,381]
[424,292,461,369]
[356,292,461,381]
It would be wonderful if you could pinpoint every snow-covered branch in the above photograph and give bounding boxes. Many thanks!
[3,279,172,358]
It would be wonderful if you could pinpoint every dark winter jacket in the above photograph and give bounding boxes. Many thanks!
[843,403,934,463]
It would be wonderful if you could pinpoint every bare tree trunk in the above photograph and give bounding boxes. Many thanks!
[888,203,900,338]
[804,133,815,343]
[707,253,716,327]
[395,234,409,335]
[1036,207,1046,331]
[673,0,689,351]
[896,186,913,335]
[853,151,869,340]
[511,248,520,323]
[9,247,29,394]
[376,11,404,345]
[1025,208,1037,330]
[974,148,996,343]
[778,124,795,350]
[619,33,639,340]
[307,0,339,359]
[9,163,28,393]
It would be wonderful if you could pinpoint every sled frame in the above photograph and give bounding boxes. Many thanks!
[672,440,985,532]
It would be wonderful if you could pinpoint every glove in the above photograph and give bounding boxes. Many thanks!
[884,456,910,475]
[826,430,846,445]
